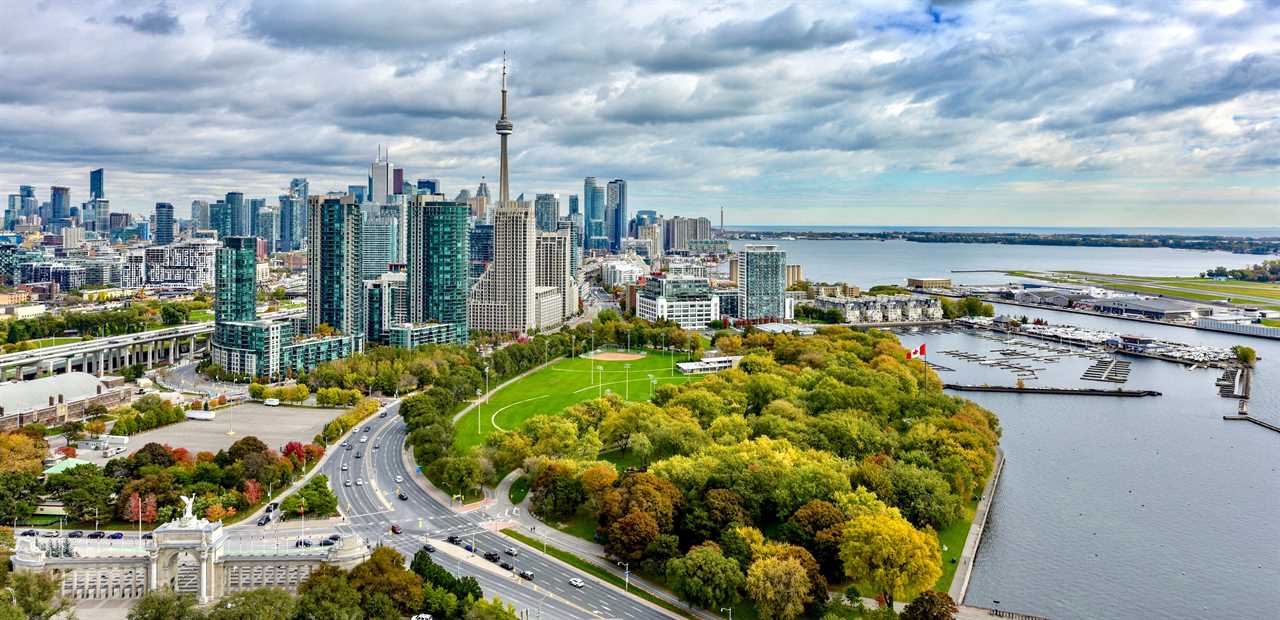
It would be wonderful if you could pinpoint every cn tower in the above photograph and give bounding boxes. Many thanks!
[495,53,513,208]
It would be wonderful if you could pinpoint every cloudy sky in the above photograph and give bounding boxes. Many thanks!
[2,0,1277,226]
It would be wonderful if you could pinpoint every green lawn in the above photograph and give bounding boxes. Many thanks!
[454,350,702,451]
[188,309,214,322]
[601,448,647,473]
[30,336,84,349]
[508,475,530,505]
[933,497,979,592]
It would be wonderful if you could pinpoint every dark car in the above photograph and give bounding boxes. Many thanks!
[328,534,342,541]
[423,544,436,553]
[483,551,500,562]
[446,536,461,545]
[266,502,279,512]
[518,570,534,581]
[256,515,271,526]
[464,543,473,552]
[67,531,84,538]
[379,411,387,418]
[19,530,36,537]
[319,539,335,547]
[107,532,124,540]
[141,533,154,540]
[354,452,362,459]
[390,524,402,534]
[397,491,408,500]
[499,561,513,570]
[373,443,380,450]
[363,426,371,432]
[87,531,106,539]
[295,540,313,548]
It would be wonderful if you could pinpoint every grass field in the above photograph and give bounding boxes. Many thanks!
[1011,270,1280,311]
[453,349,702,451]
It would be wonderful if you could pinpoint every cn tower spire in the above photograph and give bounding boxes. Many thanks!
[495,52,513,208]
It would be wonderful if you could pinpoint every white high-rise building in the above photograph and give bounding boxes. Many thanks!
[371,147,394,205]
[736,244,788,321]
[537,231,577,323]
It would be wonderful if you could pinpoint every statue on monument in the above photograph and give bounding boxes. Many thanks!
[180,495,196,524]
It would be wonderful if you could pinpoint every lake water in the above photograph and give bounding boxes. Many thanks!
[893,307,1279,619]
[726,239,1278,617]
[728,239,1264,288]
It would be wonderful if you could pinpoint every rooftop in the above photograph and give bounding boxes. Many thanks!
[0,372,111,415]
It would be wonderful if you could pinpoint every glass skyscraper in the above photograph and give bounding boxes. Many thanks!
[736,244,788,321]
[308,194,364,346]
[153,202,174,245]
[360,208,399,280]
[89,168,104,200]
[407,197,469,342]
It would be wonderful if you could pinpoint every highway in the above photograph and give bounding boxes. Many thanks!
[323,402,673,620]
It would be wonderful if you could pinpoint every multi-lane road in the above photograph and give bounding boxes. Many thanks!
[321,402,673,620]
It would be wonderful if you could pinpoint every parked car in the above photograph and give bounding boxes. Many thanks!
[446,536,461,545]
[390,524,402,534]
[256,515,271,526]
[518,570,534,581]
[569,578,585,588]
[41,530,59,538]
[263,398,280,406]
[67,531,84,538]
[328,534,342,541]
[411,614,433,620]
[87,531,106,539]
[295,540,312,548]
[319,539,335,547]
[141,533,154,540]
[107,532,124,540]
[19,530,36,537]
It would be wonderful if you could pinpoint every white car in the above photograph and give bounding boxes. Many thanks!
[568,578,585,588]
[341,464,348,471]
[355,478,364,486]
[360,436,369,443]
[263,398,280,406]
[394,475,403,483]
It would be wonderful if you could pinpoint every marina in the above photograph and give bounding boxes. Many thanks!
[955,316,1241,368]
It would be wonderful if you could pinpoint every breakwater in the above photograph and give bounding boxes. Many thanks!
[945,384,1161,397]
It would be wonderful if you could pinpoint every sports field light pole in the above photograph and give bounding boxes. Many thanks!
[597,365,604,398]
[624,363,631,400]
[648,374,656,399]
[475,388,483,437]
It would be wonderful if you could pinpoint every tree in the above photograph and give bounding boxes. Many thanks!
[294,565,362,620]
[0,433,45,475]
[348,547,424,615]
[746,557,812,620]
[839,512,942,609]
[281,476,338,518]
[248,383,266,399]
[888,464,963,531]
[666,544,744,611]
[128,588,203,620]
[0,472,41,522]
[606,510,659,562]
[243,479,263,506]
[7,572,72,620]
[1234,345,1257,367]
[47,463,118,522]
[206,588,296,620]
[466,597,520,620]
[227,436,269,462]
[901,591,959,620]
[432,455,484,496]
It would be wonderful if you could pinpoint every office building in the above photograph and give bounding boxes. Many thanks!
[50,186,71,222]
[405,196,469,343]
[89,168,104,200]
[534,193,560,232]
[607,179,626,251]
[469,222,494,281]
[248,198,265,236]
[583,177,604,250]
[736,245,788,321]
[556,218,581,276]
[191,200,210,231]
[417,179,440,195]
[277,194,300,252]
[308,194,365,347]
[256,208,276,253]
[360,208,399,280]
[210,200,232,239]
[84,198,110,233]
[290,178,309,240]
[152,203,174,245]
[663,216,713,253]
[469,62,537,333]
[371,147,395,205]
[364,268,408,344]
[636,274,720,330]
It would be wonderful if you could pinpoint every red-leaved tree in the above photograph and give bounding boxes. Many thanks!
[142,494,158,523]
[282,441,306,462]
[125,492,143,522]
[244,479,263,505]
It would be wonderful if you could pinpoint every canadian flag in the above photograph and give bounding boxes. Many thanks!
[906,343,926,359]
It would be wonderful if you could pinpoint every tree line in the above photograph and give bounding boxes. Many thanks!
[1203,260,1280,282]
[0,299,210,345]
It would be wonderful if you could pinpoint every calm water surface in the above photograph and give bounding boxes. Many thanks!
[896,305,1278,619]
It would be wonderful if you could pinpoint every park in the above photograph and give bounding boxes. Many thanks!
[453,348,702,451]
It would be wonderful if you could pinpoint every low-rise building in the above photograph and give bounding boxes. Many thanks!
[0,372,131,431]
[907,277,952,289]
[677,355,742,374]
[813,294,944,324]
[601,258,648,289]
[1081,298,1197,321]
[636,274,720,330]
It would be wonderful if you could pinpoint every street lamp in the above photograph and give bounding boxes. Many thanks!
[596,365,604,397]
[720,607,733,620]
[618,561,630,592]
[475,388,483,436]
[624,363,631,400]
[648,374,656,399]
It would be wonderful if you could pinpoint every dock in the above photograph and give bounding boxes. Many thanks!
[944,384,1161,397]
[1222,415,1280,434]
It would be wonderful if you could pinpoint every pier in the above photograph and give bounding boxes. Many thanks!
[945,384,1161,397]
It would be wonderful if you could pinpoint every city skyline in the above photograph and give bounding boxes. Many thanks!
[0,1,1276,226]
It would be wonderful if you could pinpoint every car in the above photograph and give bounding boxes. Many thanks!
[42,530,59,538]
[363,426,371,432]
[423,544,436,553]
[319,539,335,547]
[390,524,402,534]
[373,443,380,450]
[264,398,280,406]
[569,578,585,588]
[483,551,500,562]
[504,547,519,557]
[67,531,84,538]
[344,480,352,487]
[379,411,387,418]
[107,532,124,540]
[341,463,349,471]
[411,614,433,620]
[19,530,36,537]
[354,452,362,459]
[355,478,364,486]
[256,515,271,526]
[499,561,513,570]
[397,491,408,500]
[266,502,279,512]
[464,543,473,552]
[141,533,154,540]
[328,534,342,541]
[87,531,105,539]
[394,475,403,483]
[446,536,461,545]
[344,444,352,451]
[340,441,350,448]
[295,540,313,548]
[359,436,368,443]
[518,570,534,581]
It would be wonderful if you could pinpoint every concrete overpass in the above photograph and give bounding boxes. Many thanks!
[0,309,304,381]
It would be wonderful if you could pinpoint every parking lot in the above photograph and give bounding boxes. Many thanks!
[86,403,345,461]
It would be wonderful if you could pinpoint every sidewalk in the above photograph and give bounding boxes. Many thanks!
[492,470,719,620]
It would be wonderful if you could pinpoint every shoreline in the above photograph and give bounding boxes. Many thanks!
[950,446,1006,606]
